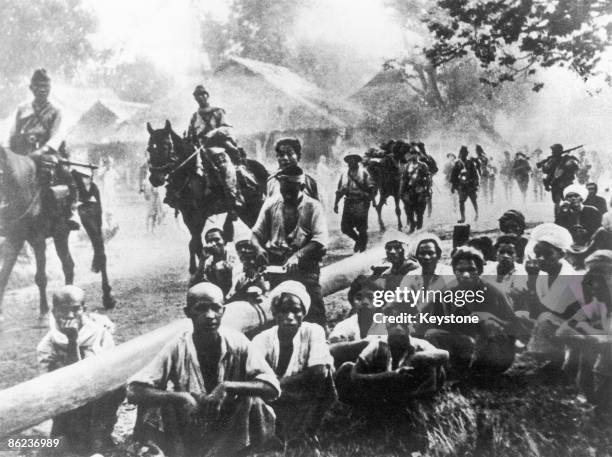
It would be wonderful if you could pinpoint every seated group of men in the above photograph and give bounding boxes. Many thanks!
[36,201,612,457]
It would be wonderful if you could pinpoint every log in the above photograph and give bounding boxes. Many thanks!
[0,232,402,436]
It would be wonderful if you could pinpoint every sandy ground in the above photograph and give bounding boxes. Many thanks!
[4,179,609,457]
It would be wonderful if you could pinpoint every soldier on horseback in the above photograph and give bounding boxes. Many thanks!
[8,69,79,230]
[166,84,244,214]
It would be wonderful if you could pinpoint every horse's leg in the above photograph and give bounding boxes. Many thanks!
[375,195,385,232]
[30,236,49,316]
[394,196,402,231]
[405,199,416,233]
[416,200,425,230]
[183,211,204,274]
[0,236,25,319]
[53,230,74,285]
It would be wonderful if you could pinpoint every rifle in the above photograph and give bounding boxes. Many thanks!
[536,145,584,169]
[59,159,98,170]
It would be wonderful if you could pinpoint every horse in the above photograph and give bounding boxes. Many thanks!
[0,146,115,320]
[364,141,407,232]
[146,120,269,274]
[399,157,433,233]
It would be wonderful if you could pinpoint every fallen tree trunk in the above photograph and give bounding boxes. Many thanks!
[0,237,392,436]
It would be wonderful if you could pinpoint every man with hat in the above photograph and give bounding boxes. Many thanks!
[538,143,580,207]
[267,138,319,200]
[252,165,328,327]
[512,151,531,202]
[226,238,269,302]
[334,152,376,252]
[9,69,79,230]
[555,184,602,244]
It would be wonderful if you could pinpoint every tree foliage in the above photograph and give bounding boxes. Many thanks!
[424,0,612,89]
[223,0,308,65]
[0,0,97,111]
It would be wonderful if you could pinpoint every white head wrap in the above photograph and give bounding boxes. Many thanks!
[563,184,588,201]
[528,222,573,253]
[269,280,311,314]
[602,212,612,232]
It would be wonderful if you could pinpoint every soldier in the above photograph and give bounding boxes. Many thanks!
[183,85,243,213]
[537,143,580,208]
[532,148,545,202]
[8,69,79,230]
[334,152,376,252]
[443,153,457,209]
[475,145,490,202]
[499,150,514,201]
[450,146,480,223]
[512,152,531,202]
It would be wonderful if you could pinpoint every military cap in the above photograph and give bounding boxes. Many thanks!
[343,152,362,163]
[193,84,209,96]
[31,68,50,84]
[550,144,564,154]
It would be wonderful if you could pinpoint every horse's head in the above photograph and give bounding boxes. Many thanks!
[146,120,182,187]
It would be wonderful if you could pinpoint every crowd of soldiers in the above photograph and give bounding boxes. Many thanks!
[8,73,612,457]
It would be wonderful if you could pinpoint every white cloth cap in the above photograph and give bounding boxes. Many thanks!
[269,280,311,314]
[563,184,588,200]
[529,222,574,252]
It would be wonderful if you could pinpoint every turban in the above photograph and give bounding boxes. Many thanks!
[409,232,443,258]
[31,68,50,84]
[277,165,305,184]
[269,280,311,315]
[585,249,612,274]
[563,184,588,201]
[528,222,573,253]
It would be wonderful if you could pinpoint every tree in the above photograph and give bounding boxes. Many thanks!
[223,0,309,66]
[0,0,97,114]
[424,0,612,90]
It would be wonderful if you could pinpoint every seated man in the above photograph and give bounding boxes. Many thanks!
[127,283,280,457]
[328,275,387,366]
[189,227,239,296]
[483,235,531,320]
[226,238,269,303]
[555,250,612,413]
[524,223,585,367]
[584,182,608,215]
[252,281,335,447]
[252,165,328,327]
[37,286,123,453]
[416,247,518,377]
[555,184,602,245]
[498,210,529,262]
[335,302,449,412]
[372,240,418,290]
[401,233,453,311]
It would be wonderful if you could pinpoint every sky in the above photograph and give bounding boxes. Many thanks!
[83,0,405,81]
